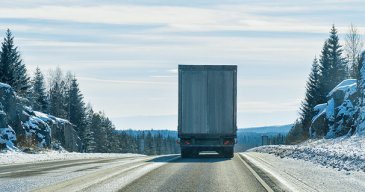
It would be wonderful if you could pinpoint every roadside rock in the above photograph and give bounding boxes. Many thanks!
[310,79,357,138]
[0,82,80,151]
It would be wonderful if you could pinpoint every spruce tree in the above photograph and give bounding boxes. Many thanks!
[48,68,71,119]
[102,116,116,153]
[356,51,365,133]
[83,104,96,152]
[299,57,321,137]
[90,112,109,153]
[49,81,67,118]
[327,25,347,85]
[145,132,155,155]
[355,51,365,80]
[31,67,48,112]
[90,112,102,152]
[68,77,87,141]
[318,41,331,103]
[83,126,96,152]
[318,25,347,102]
[286,120,304,144]
[0,29,30,96]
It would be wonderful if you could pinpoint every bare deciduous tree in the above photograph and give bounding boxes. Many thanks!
[344,24,364,78]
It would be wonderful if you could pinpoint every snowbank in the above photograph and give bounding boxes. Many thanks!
[327,79,357,98]
[250,136,365,171]
[242,152,365,192]
[0,151,144,165]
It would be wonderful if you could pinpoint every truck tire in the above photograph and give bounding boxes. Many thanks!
[181,148,190,158]
[223,148,234,158]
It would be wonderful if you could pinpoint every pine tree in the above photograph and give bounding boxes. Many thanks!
[299,57,321,138]
[48,68,69,119]
[31,67,48,112]
[68,77,87,141]
[83,125,96,152]
[356,51,365,134]
[145,132,156,155]
[155,133,163,155]
[285,120,304,144]
[327,25,347,85]
[49,81,67,118]
[90,112,110,153]
[0,29,30,96]
[83,105,96,152]
[318,25,347,102]
[358,52,365,79]
[318,41,331,103]
[102,116,116,153]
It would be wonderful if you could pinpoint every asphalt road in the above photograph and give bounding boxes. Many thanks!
[121,154,266,192]
[0,154,269,192]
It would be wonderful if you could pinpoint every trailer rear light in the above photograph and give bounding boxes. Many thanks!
[184,141,191,145]
[224,140,232,145]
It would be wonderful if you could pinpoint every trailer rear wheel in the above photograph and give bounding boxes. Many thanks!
[222,147,234,158]
[181,148,189,158]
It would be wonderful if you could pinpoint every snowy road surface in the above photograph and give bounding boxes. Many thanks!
[0,153,271,192]
[122,154,267,192]
[242,152,365,192]
[3,152,362,192]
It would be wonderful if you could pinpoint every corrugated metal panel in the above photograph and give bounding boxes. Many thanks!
[207,70,234,134]
[180,70,208,134]
[179,65,237,135]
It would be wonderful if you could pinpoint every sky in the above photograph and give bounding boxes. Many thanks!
[0,0,364,130]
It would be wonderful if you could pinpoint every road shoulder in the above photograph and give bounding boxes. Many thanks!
[241,152,365,192]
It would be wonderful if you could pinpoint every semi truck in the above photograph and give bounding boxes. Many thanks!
[178,65,237,158]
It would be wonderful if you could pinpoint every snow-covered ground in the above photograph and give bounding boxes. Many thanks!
[242,152,365,192]
[250,135,365,172]
[0,150,144,165]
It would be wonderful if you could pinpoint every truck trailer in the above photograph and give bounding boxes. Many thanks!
[178,65,237,158]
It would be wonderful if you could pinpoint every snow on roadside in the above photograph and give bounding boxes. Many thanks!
[242,152,365,192]
[250,135,365,172]
[0,150,144,165]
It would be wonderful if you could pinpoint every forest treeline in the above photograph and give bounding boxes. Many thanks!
[235,133,286,151]
[0,29,179,154]
[287,24,364,143]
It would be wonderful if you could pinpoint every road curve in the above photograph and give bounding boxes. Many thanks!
[121,154,267,192]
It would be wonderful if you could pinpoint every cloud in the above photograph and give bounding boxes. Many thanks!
[78,76,174,85]
[1,2,364,36]
[1,0,364,129]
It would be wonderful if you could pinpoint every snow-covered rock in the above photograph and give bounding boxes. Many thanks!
[0,126,16,150]
[310,79,357,138]
[0,82,80,152]
[356,55,365,135]
[22,107,52,148]
[310,103,328,138]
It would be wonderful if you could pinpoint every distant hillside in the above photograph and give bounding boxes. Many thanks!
[235,124,292,152]
[115,125,292,153]
[238,124,292,134]
[116,124,292,140]
[115,129,178,138]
